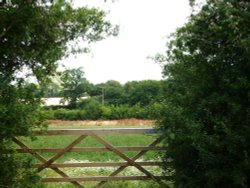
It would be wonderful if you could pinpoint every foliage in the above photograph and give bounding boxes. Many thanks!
[0,82,46,187]
[158,1,250,187]
[42,102,157,120]
[123,80,164,107]
[145,102,165,119]
[0,0,116,187]
[78,98,103,120]
[107,104,146,120]
[44,78,166,107]
[42,79,166,120]
[52,109,83,120]
[40,74,62,98]
[100,80,125,105]
[0,0,117,83]
[61,68,91,107]
[0,83,44,139]
[0,153,43,188]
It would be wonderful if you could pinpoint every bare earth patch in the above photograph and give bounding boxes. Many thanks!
[48,118,155,127]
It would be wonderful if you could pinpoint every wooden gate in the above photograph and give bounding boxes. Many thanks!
[13,128,168,187]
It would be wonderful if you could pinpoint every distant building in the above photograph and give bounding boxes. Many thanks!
[41,97,68,106]
[41,97,89,106]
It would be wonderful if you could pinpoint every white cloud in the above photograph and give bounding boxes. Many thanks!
[60,0,191,84]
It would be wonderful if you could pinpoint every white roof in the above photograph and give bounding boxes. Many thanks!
[41,97,68,106]
[41,97,88,106]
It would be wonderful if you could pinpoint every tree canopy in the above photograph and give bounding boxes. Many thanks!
[0,0,116,187]
[61,68,91,107]
[0,0,117,83]
[0,0,117,137]
[158,1,250,187]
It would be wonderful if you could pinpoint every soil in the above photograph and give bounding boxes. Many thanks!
[48,118,155,126]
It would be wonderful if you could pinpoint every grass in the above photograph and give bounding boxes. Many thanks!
[16,121,167,188]
[21,134,160,162]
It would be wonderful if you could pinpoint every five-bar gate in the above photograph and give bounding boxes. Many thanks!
[13,128,168,187]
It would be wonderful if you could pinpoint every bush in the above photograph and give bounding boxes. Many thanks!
[101,105,112,120]
[80,99,103,120]
[53,109,85,120]
[108,105,130,119]
[0,83,45,187]
[105,104,148,120]
[145,102,164,119]
[158,1,250,187]
[0,153,44,188]
[40,109,55,120]
[42,103,156,120]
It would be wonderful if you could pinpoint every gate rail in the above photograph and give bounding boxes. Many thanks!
[13,128,168,188]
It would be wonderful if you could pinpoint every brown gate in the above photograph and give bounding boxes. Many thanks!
[13,128,168,187]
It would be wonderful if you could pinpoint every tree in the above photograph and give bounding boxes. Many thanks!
[124,80,163,106]
[100,80,124,105]
[61,68,91,107]
[158,1,250,187]
[0,0,116,186]
[41,74,62,98]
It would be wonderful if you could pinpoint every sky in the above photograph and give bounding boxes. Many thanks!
[60,0,192,84]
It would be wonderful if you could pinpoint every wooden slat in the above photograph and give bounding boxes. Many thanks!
[31,128,158,136]
[95,137,163,187]
[37,135,87,172]
[12,137,84,188]
[35,161,163,168]
[91,134,166,187]
[11,129,165,188]
[42,176,167,182]
[15,146,166,153]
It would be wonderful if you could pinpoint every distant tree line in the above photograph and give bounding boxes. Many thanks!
[41,68,167,120]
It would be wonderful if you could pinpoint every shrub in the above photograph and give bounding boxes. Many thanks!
[158,1,250,187]
[80,99,103,120]
[42,100,162,121]
[0,84,45,187]
[101,105,112,120]
[0,153,43,188]
[53,109,85,120]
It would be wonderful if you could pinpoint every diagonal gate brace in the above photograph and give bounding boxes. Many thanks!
[13,137,85,188]
[94,137,164,187]
[91,134,168,187]
[37,135,87,172]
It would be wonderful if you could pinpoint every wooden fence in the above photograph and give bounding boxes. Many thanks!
[13,128,167,187]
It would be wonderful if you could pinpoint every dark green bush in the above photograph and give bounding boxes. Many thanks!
[42,103,157,120]
[0,0,116,186]
[145,102,164,119]
[53,109,84,120]
[158,1,250,187]
[0,83,45,187]
[126,104,148,119]
[0,153,43,188]
[79,99,103,120]
[108,105,130,119]
[40,109,55,120]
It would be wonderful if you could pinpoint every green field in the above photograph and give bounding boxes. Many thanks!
[16,122,167,188]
